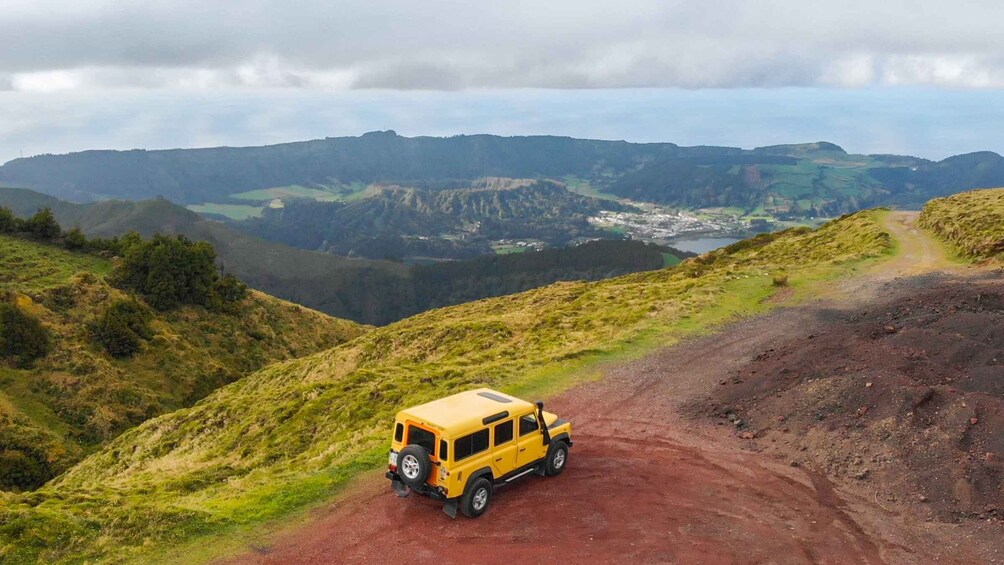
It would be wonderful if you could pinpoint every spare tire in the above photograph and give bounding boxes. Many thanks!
[397,444,431,489]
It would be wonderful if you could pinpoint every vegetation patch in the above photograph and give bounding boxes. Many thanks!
[0,210,893,564]
[918,187,1004,261]
[0,235,367,507]
[0,304,50,368]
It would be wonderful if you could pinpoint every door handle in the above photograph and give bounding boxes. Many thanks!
[495,457,502,462]
[519,448,526,452]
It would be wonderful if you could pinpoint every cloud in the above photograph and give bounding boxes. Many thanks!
[0,1,1003,91]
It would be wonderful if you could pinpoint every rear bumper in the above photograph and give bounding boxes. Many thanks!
[386,471,448,501]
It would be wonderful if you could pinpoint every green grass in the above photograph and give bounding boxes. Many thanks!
[0,210,894,564]
[186,203,264,220]
[918,188,1004,261]
[0,236,112,292]
[492,245,528,255]
[561,176,621,201]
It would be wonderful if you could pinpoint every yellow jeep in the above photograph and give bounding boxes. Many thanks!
[386,388,573,518]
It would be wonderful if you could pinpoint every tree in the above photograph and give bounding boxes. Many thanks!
[0,303,49,366]
[114,234,245,311]
[25,208,61,240]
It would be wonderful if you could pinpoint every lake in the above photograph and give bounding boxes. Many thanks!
[668,236,741,254]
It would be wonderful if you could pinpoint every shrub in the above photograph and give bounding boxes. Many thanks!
[91,299,153,358]
[0,206,17,233]
[213,273,249,305]
[63,227,87,250]
[24,208,61,240]
[0,449,49,491]
[772,273,789,287]
[0,303,49,366]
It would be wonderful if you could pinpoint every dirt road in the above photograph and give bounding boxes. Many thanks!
[226,213,998,564]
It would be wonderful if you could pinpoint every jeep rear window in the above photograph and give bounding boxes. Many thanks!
[407,425,436,454]
[394,423,403,442]
[454,429,489,461]
[439,439,448,460]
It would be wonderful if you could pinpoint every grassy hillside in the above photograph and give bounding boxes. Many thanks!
[0,209,892,563]
[917,187,1004,261]
[0,235,366,494]
[0,189,688,325]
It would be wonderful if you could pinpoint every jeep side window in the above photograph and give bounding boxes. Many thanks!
[407,425,436,454]
[494,420,514,446]
[454,428,490,461]
[519,413,538,436]
[394,423,403,442]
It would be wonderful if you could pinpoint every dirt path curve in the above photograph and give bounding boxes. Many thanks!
[224,213,990,565]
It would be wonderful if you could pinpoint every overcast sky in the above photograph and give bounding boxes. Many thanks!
[2,0,1003,161]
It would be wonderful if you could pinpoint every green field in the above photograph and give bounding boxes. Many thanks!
[230,185,342,202]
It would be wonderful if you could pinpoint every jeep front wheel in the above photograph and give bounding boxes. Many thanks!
[544,442,568,476]
[460,477,492,518]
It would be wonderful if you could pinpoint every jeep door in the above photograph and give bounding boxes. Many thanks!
[515,412,545,468]
[490,418,517,477]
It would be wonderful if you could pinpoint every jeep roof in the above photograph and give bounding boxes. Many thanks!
[397,388,535,435]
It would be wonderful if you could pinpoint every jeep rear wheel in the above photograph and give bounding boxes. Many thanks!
[544,442,568,476]
[460,477,492,518]
[397,445,431,489]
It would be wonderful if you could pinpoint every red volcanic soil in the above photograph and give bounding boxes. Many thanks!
[225,274,1003,565]
[700,277,1004,523]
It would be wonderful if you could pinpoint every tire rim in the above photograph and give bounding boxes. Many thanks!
[401,454,420,480]
[553,449,566,469]
[473,487,488,511]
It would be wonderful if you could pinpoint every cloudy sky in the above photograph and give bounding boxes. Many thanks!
[2,0,1003,161]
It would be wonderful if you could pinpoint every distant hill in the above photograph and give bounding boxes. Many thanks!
[0,188,685,325]
[0,234,365,492]
[241,180,630,258]
[2,132,1000,218]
